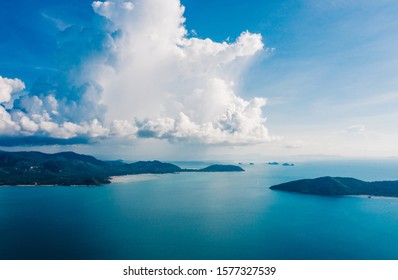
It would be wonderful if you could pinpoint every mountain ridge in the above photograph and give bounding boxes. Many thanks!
[0,151,244,186]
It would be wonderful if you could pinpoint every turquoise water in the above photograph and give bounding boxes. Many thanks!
[1,160,398,259]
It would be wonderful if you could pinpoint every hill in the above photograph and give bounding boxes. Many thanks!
[270,176,398,197]
[183,164,244,172]
[0,151,243,186]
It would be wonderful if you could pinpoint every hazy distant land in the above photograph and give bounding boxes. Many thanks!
[270,176,398,198]
[0,151,244,186]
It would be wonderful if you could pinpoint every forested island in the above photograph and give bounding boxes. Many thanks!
[0,151,243,186]
[270,176,398,197]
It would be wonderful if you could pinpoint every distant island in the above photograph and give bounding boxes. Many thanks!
[237,162,254,166]
[270,176,398,197]
[267,162,294,166]
[0,151,244,186]
[184,164,244,172]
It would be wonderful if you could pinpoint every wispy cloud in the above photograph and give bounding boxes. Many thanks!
[41,12,70,30]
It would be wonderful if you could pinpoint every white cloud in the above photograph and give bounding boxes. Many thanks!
[0,76,25,103]
[19,116,39,133]
[0,106,20,135]
[111,120,137,137]
[92,0,273,144]
[0,0,275,146]
[0,74,110,140]
[121,1,134,10]
[92,1,134,19]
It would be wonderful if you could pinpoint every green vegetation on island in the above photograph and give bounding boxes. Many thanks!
[185,164,244,172]
[270,176,398,197]
[0,151,244,186]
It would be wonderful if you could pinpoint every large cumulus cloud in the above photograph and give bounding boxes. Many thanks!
[0,0,275,146]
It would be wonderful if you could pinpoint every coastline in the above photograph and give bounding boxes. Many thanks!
[0,174,161,186]
[347,194,398,200]
[109,174,161,184]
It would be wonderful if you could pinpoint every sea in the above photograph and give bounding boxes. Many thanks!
[1,159,398,260]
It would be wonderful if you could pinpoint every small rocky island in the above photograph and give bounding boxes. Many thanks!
[0,151,244,186]
[270,176,398,197]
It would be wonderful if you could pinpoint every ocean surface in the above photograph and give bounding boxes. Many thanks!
[1,160,398,260]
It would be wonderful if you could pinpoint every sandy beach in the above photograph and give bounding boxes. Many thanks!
[110,174,161,184]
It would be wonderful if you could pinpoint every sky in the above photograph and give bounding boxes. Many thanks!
[1,0,398,161]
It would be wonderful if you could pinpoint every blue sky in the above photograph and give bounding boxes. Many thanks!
[1,0,398,160]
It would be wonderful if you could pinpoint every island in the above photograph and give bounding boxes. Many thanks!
[267,162,279,165]
[184,164,244,172]
[282,163,294,166]
[270,176,398,197]
[0,151,244,186]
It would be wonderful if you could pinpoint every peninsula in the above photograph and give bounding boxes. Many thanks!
[0,151,244,186]
[270,176,398,197]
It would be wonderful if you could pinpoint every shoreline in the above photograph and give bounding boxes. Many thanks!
[109,174,161,184]
[347,194,398,200]
[0,173,162,187]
